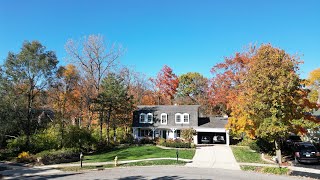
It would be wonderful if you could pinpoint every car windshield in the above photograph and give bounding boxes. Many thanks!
[289,136,301,141]
[298,144,317,152]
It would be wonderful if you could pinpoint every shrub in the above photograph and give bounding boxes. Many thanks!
[181,128,195,143]
[161,139,191,148]
[17,151,34,163]
[139,137,154,144]
[156,138,166,146]
[36,148,79,165]
[63,126,97,152]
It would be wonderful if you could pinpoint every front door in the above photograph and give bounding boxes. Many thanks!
[162,130,167,139]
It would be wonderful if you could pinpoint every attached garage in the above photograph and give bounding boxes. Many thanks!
[193,117,230,145]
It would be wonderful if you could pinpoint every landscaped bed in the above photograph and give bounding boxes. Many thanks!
[82,145,195,163]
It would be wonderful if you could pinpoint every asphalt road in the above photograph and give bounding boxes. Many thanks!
[49,166,299,180]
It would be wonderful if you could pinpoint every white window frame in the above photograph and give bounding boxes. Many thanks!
[147,113,153,123]
[183,113,190,124]
[175,113,182,124]
[139,113,146,123]
[161,113,168,125]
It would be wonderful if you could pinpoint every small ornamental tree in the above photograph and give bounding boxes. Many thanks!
[181,128,196,143]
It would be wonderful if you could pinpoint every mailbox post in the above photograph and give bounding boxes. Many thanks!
[80,152,83,168]
[176,149,179,163]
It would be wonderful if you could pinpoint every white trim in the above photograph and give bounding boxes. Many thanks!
[147,113,153,123]
[175,113,182,124]
[195,127,226,132]
[183,113,190,124]
[160,113,168,125]
[139,113,146,123]
[175,113,189,124]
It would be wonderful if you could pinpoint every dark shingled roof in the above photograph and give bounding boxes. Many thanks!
[198,116,228,128]
[137,105,200,112]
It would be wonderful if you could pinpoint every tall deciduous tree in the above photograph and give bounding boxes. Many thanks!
[4,41,58,148]
[211,44,318,163]
[177,72,208,104]
[150,65,179,105]
[65,34,122,138]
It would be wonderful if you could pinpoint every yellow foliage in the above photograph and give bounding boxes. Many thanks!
[18,151,30,160]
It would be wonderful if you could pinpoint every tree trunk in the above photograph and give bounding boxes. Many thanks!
[106,106,112,145]
[26,92,32,149]
[275,140,282,166]
[99,111,103,142]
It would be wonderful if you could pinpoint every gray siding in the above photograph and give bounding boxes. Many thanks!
[132,105,199,128]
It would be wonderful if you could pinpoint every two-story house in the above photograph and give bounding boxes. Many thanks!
[132,105,230,145]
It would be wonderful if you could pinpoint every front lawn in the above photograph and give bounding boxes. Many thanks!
[240,165,290,175]
[231,146,266,164]
[60,160,186,171]
[83,145,195,163]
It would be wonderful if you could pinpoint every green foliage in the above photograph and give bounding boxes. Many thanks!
[63,126,97,152]
[261,167,289,175]
[159,139,192,148]
[231,146,266,163]
[7,125,60,153]
[240,166,289,175]
[36,148,79,165]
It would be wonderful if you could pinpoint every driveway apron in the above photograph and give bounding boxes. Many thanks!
[186,145,240,170]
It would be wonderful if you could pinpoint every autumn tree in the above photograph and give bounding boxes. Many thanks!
[211,44,318,163]
[65,34,122,139]
[4,41,58,149]
[150,65,179,105]
[49,64,81,147]
[176,72,208,104]
[308,68,320,105]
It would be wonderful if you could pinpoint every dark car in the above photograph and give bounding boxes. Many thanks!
[286,135,302,146]
[201,136,210,144]
[294,142,320,163]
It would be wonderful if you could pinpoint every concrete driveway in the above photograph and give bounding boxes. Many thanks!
[186,145,240,170]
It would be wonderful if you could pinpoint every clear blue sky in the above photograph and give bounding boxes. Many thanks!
[0,0,319,79]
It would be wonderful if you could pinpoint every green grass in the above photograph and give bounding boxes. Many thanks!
[240,165,289,175]
[59,160,186,171]
[231,146,266,163]
[83,145,195,163]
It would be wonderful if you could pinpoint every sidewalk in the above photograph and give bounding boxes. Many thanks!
[35,157,192,168]
[185,145,241,170]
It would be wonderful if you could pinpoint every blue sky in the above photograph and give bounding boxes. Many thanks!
[0,0,319,79]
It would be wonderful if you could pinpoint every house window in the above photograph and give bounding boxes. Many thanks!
[161,113,167,124]
[183,113,189,123]
[147,113,153,123]
[139,113,146,123]
[175,113,182,123]
[139,113,153,123]
[139,129,152,137]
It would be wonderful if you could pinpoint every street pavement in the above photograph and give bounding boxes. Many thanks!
[186,145,241,170]
[53,166,299,180]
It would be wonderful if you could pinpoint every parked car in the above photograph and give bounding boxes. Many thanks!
[213,135,225,144]
[293,142,320,164]
[201,136,210,144]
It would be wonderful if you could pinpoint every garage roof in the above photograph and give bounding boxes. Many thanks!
[198,117,228,129]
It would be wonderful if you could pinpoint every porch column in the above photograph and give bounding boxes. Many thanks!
[132,128,137,139]
[170,128,177,139]
[226,129,230,146]
[151,127,156,139]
